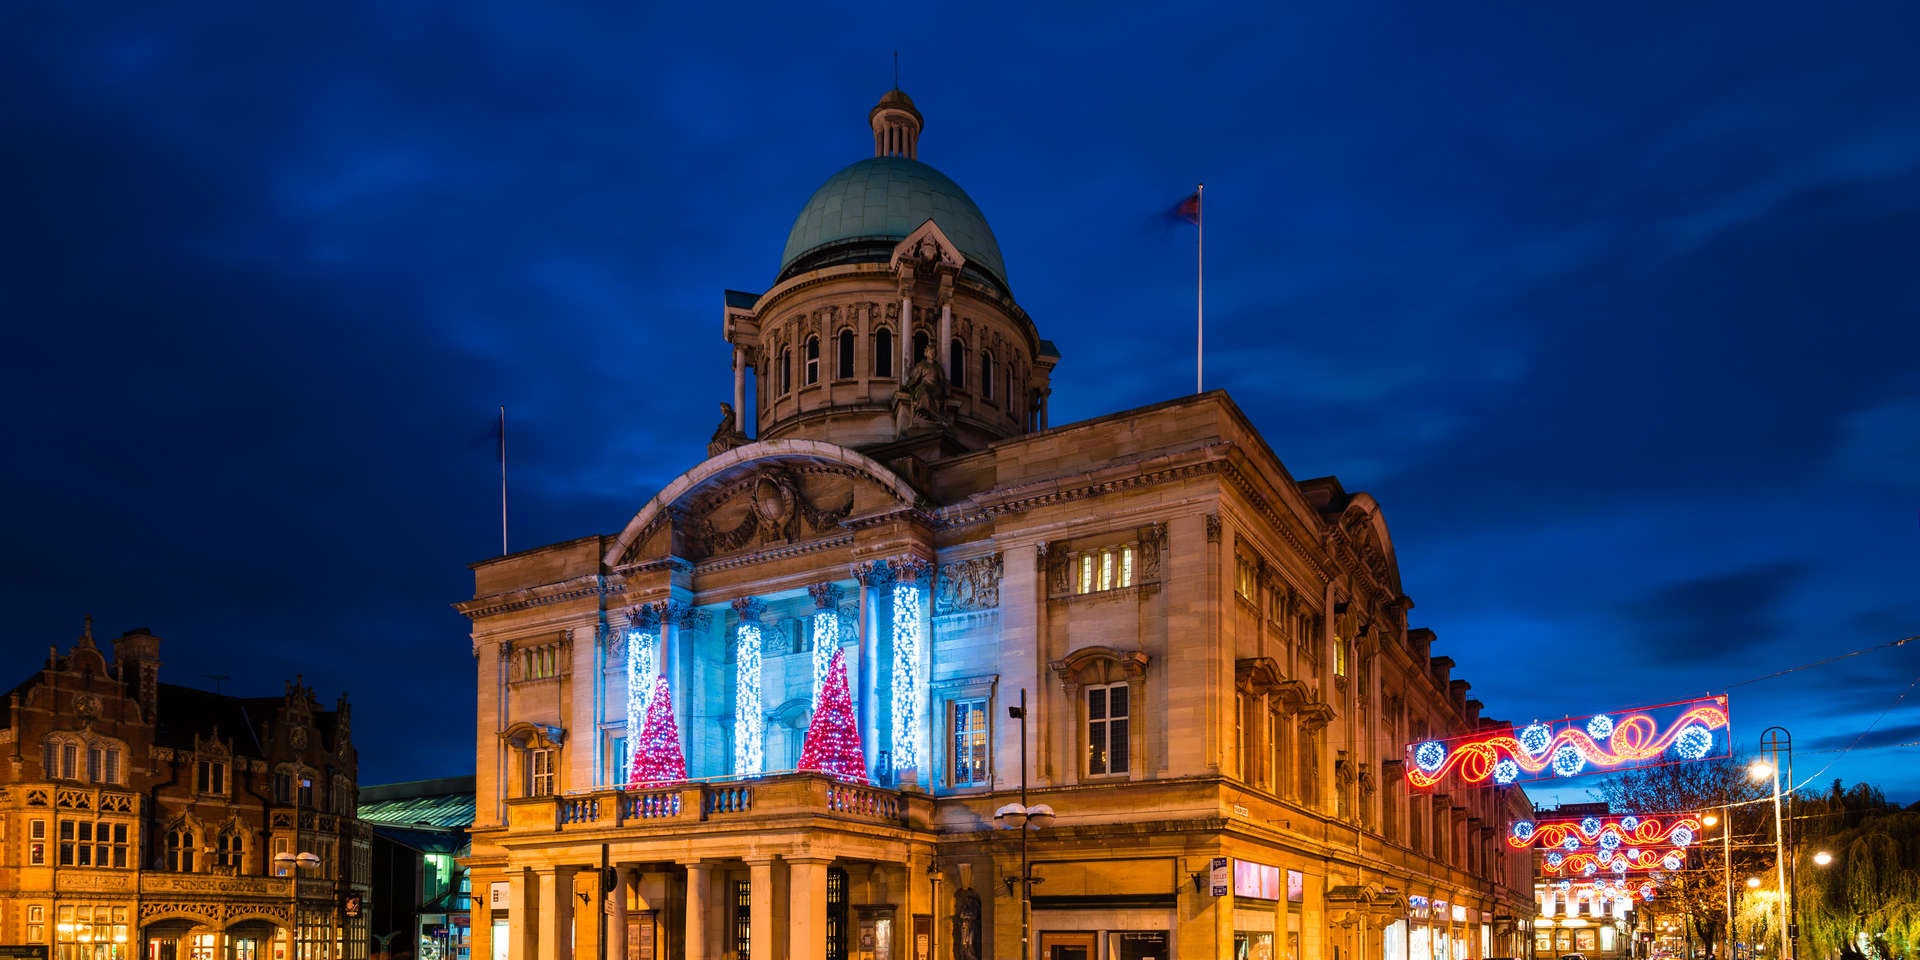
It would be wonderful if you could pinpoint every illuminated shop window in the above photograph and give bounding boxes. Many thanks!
[950,698,990,788]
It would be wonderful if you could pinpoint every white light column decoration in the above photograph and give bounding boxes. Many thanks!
[890,558,931,781]
[624,623,657,785]
[733,597,767,776]
[808,583,844,708]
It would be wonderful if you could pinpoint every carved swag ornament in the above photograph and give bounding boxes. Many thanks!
[684,465,854,560]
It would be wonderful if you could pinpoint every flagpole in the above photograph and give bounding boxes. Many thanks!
[1196,182,1205,395]
[499,404,508,556]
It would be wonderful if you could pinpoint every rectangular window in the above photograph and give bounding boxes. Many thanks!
[1334,638,1348,678]
[88,746,102,783]
[1077,555,1094,594]
[1236,557,1255,599]
[62,743,79,779]
[1087,683,1130,776]
[298,777,314,808]
[274,772,292,803]
[1074,546,1138,595]
[734,880,751,960]
[103,748,119,784]
[1099,550,1114,591]
[196,759,227,795]
[529,749,555,797]
[608,734,631,785]
[30,818,47,865]
[950,698,989,788]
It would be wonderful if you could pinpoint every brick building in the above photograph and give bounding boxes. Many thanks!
[459,89,1534,960]
[0,623,372,960]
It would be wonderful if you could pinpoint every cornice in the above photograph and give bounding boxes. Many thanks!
[455,575,620,621]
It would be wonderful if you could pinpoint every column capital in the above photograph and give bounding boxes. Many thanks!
[808,582,844,610]
[889,556,933,585]
[852,560,894,587]
[731,596,766,623]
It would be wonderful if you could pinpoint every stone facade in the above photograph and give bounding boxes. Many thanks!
[0,624,372,960]
[460,90,1534,960]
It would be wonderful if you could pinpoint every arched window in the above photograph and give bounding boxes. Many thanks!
[167,825,197,872]
[836,329,855,379]
[216,828,245,871]
[912,330,930,366]
[804,335,821,385]
[980,349,994,401]
[948,339,966,390]
[873,328,894,378]
[779,347,792,394]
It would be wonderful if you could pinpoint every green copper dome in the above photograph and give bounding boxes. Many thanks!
[778,156,1010,292]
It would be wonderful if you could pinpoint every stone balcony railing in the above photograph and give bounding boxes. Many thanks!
[507,772,932,835]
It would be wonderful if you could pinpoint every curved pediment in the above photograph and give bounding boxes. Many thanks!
[1335,493,1403,598]
[606,440,923,567]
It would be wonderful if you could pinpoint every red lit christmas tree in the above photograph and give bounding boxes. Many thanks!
[628,675,687,786]
[797,647,867,783]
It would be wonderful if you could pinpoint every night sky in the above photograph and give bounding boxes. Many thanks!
[7,1,1917,803]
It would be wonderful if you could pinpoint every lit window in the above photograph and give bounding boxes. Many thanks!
[529,748,555,797]
[1334,637,1348,678]
[29,818,47,865]
[837,329,855,378]
[874,328,894,378]
[1099,550,1114,591]
[805,335,821,385]
[1074,545,1138,594]
[1087,683,1130,776]
[951,698,989,788]
[1078,556,1094,594]
[1236,557,1255,599]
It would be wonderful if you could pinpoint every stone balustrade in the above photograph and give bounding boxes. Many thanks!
[505,772,928,834]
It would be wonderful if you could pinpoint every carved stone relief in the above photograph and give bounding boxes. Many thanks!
[934,554,1003,615]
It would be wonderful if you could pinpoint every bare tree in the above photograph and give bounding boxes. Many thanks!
[1596,758,1770,960]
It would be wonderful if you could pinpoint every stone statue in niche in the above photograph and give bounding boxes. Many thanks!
[708,402,749,457]
[895,345,951,436]
[952,887,982,960]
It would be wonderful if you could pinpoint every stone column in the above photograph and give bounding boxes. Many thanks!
[732,597,766,776]
[747,858,777,960]
[732,347,746,433]
[787,858,830,960]
[890,557,933,785]
[512,867,539,960]
[808,582,844,709]
[853,560,892,782]
[900,297,914,371]
[682,861,711,960]
[536,866,577,960]
[609,867,629,960]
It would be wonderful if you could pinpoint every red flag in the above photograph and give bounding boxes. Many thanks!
[1173,191,1200,225]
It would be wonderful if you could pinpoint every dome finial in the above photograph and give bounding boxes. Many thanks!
[870,87,922,160]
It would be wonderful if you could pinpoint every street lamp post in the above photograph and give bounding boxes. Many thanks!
[1751,728,1796,960]
[1704,809,1734,960]
[996,689,1055,960]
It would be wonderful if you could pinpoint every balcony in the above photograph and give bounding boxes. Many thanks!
[504,773,931,836]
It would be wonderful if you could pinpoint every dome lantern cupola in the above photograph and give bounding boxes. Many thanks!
[870,89,922,160]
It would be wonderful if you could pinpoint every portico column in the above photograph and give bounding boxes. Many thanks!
[747,858,777,960]
[732,347,746,433]
[609,867,629,960]
[732,597,767,776]
[808,582,845,709]
[788,858,830,960]
[536,866,577,960]
[511,867,538,960]
[890,557,933,786]
[682,861,711,960]
[853,561,892,782]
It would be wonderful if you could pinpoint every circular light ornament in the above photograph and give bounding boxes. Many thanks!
[1581,816,1603,835]
[1557,880,1572,891]
[1613,859,1629,875]
[1663,852,1685,871]
[1673,725,1714,760]
[1564,837,1580,851]
[1620,816,1640,832]
[1640,882,1657,900]
[1552,743,1587,777]
[1587,714,1615,742]
[1599,832,1622,853]
[1520,723,1553,758]
[1492,758,1521,785]
[1671,826,1695,847]
[1414,740,1447,773]
[1583,862,1598,877]
[1627,848,1641,860]
[1547,852,1565,867]
[1512,821,1537,843]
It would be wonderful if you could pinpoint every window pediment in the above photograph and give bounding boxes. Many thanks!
[1049,646,1148,687]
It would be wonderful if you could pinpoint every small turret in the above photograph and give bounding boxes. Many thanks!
[870,88,922,159]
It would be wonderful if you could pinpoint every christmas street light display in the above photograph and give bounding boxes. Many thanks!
[1507,813,1703,851]
[1405,695,1730,789]
[1539,847,1689,877]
